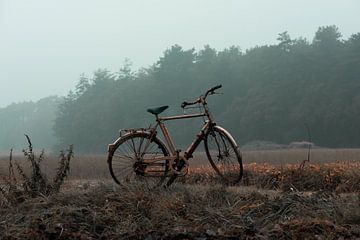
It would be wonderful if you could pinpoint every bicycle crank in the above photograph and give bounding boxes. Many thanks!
[169,156,189,176]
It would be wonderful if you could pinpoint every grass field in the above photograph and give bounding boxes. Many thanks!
[0,148,360,239]
[2,148,359,179]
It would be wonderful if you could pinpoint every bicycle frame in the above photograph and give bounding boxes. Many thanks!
[136,108,215,168]
[157,112,213,159]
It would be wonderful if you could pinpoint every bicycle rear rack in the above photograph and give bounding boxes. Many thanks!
[119,126,153,137]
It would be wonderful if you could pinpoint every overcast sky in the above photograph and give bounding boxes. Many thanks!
[0,0,359,107]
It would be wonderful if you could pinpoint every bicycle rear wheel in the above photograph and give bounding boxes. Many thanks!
[108,132,170,188]
[204,126,243,184]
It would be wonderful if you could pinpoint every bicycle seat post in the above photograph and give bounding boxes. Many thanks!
[176,149,181,158]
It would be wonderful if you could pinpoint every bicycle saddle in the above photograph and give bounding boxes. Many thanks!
[147,105,169,115]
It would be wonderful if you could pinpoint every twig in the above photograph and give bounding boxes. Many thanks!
[299,123,312,169]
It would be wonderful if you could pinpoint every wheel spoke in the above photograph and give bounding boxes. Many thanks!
[112,154,134,161]
[108,133,169,188]
[205,129,243,184]
[138,137,145,156]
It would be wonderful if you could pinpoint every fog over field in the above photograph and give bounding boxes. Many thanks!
[0,1,360,151]
[0,0,360,107]
[1,2,360,239]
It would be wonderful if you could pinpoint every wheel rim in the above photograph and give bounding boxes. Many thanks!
[205,129,243,184]
[108,133,169,188]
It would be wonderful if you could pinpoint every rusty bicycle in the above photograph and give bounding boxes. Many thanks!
[107,85,243,187]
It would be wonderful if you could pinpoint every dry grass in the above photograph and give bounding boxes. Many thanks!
[1,148,360,239]
[185,161,360,193]
[0,140,73,204]
[242,148,360,164]
[1,148,360,179]
[1,154,108,181]
[0,183,359,239]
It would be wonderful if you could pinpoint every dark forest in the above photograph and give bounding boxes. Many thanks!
[1,25,359,152]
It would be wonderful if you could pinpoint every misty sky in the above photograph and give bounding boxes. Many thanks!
[0,0,359,107]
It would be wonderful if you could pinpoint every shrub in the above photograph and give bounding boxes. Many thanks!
[0,135,73,204]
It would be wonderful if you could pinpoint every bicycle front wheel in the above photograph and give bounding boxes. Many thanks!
[204,126,243,184]
[108,132,170,188]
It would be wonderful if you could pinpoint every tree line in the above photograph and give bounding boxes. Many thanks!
[1,25,359,152]
[0,96,61,151]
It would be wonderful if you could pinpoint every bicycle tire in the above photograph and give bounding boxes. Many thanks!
[204,126,243,184]
[108,132,170,188]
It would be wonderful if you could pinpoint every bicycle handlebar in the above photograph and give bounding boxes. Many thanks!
[181,84,222,108]
[205,84,222,97]
[181,100,198,108]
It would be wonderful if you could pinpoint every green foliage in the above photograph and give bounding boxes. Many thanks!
[313,25,342,47]
[53,25,360,152]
